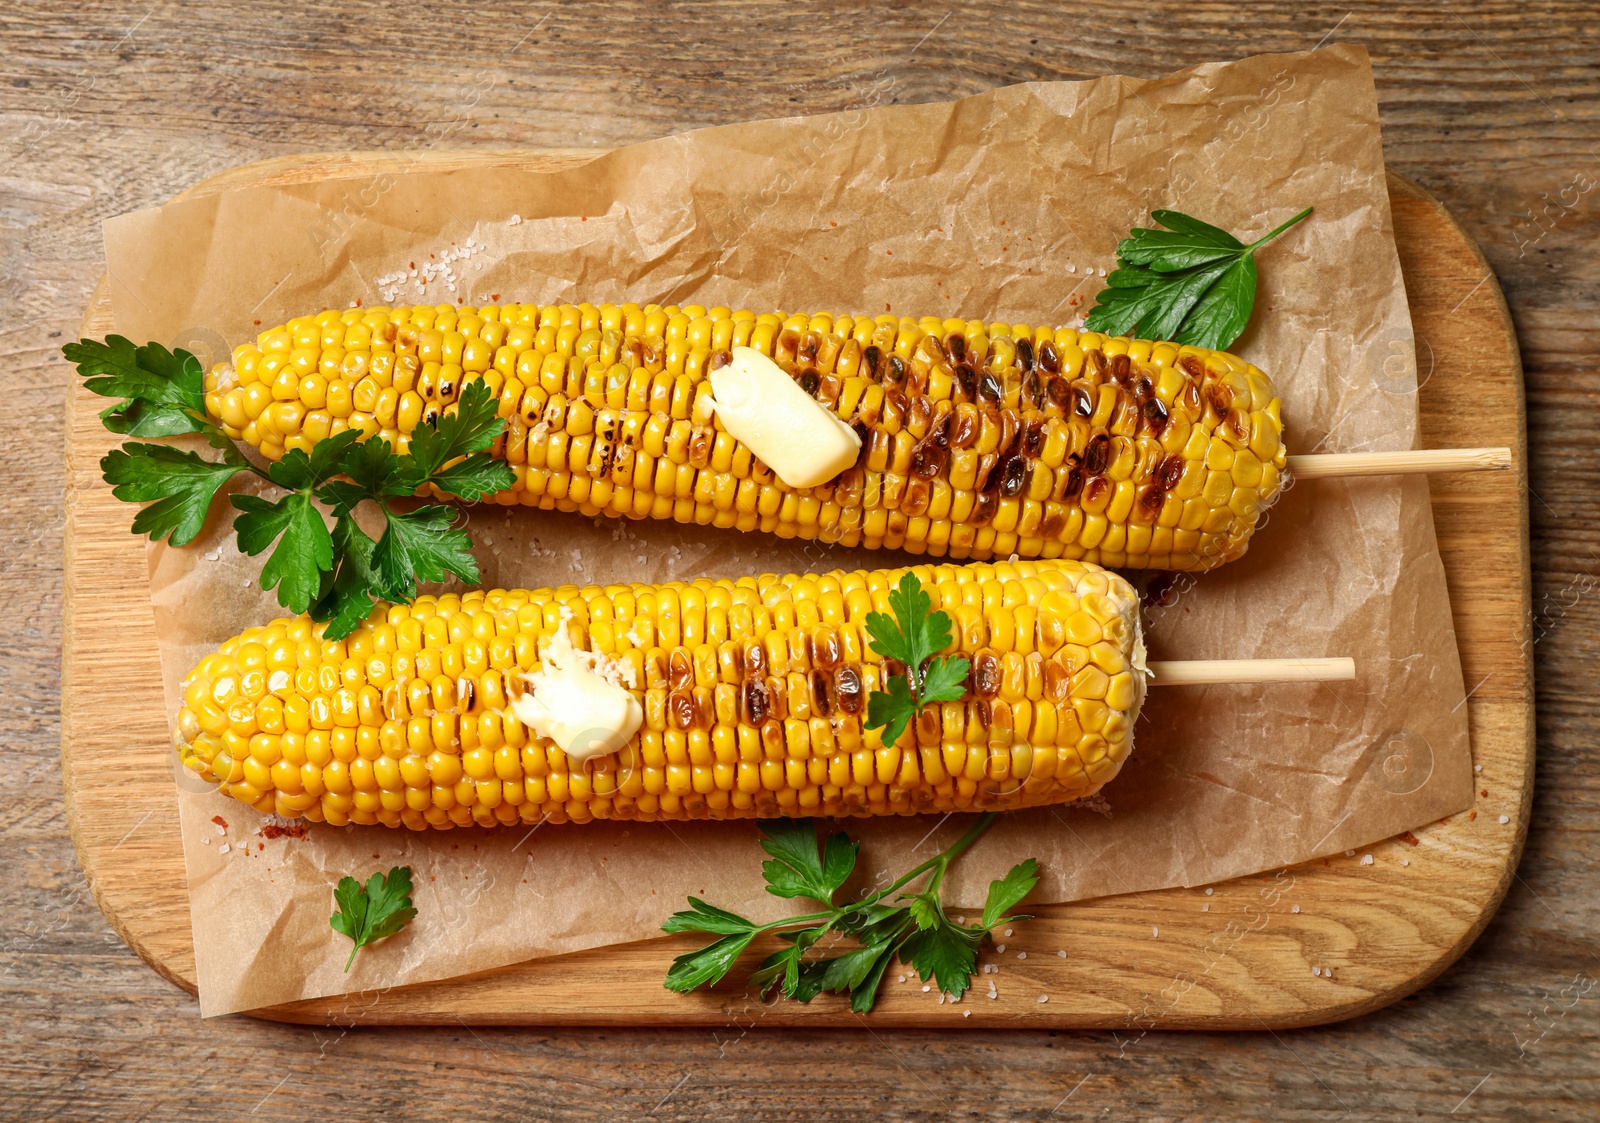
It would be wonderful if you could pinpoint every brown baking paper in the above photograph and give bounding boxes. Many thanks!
[103,44,1472,1017]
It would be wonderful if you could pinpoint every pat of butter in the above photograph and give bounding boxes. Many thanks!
[511,619,642,763]
[708,347,861,489]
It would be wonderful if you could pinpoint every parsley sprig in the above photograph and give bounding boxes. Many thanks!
[1084,206,1312,350]
[329,865,418,971]
[663,815,1037,1010]
[862,572,970,748]
[65,336,516,640]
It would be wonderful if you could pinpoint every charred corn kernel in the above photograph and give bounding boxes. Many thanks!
[175,560,1145,827]
[214,305,1284,571]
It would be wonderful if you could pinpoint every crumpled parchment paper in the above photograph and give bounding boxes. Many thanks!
[101,43,1471,1016]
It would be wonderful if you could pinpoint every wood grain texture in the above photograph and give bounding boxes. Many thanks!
[6,3,1598,1119]
[61,158,1530,1031]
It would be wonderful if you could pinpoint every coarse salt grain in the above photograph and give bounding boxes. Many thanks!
[1360,854,1374,866]
[1057,950,1067,958]
[922,985,931,993]
[1017,952,1027,960]
[996,944,1006,953]
[963,1010,971,1018]
[1313,967,1322,976]
[218,843,230,855]
[1204,888,1213,895]
[1201,904,1210,912]
[1038,994,1049,1003]
[897,975,906,983]
[1291,905,1300,914]
[509,214,522,225]
[1004,928,1013,937]
[1401,859,1410,866]
[1152,927,1159,938]
[1345,850,1356,857]
[1475,764,1482,772]
[1499,815,1510,824]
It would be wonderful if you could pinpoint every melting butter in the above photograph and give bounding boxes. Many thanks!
[708,346,861,488]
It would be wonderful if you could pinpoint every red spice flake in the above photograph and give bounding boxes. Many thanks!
[458,297,464,304]
[1469,810,1478,821]
[354,298,362,307]
[409,261,416,269]
[829,220,838,227]
[259,822,308,841]
[1397,831,1420,846]
[1068,294,1083,307]
[491,293,500,301]
[884,303,892,312]
[886,249,893,255]
[252,319,261,326]
[211,815,229,829]
[1481,788,1489,797]
[258,842,265,851]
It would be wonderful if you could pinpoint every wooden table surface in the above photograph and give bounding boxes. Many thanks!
[3,3,1595,1119]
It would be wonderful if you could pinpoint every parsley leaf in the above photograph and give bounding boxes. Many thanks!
[371,505,481,603]
[981,858,1040,930]
[664,931,760,992]
[899,913,982,999]
[231,492,334,615]
[662,898,759,937]
[320,435,411,510]
[100,443,248,546]
[1084,206,1312,350]
[402,379,506,482]
[864,674,917,749]
[66,336,209,437]
[918,655,971,709]
[310,514,383,638]
[430,453,517,502]
[863,572,971,749]
[662,813,1040,1013]
[758,818,859,902]
[329,865,418,972]
[865,571,943,668]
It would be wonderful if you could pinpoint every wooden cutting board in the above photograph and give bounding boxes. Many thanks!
[60,154,1531,1028]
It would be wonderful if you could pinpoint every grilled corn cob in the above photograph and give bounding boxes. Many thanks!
[205,302,1286,571]
[174,559,1145,829]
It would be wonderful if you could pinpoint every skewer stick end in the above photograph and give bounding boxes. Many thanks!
[1147,657,1356,686]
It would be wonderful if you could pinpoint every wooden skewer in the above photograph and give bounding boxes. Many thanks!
[1146,657,1355,685]
[1286,446,1512,480]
